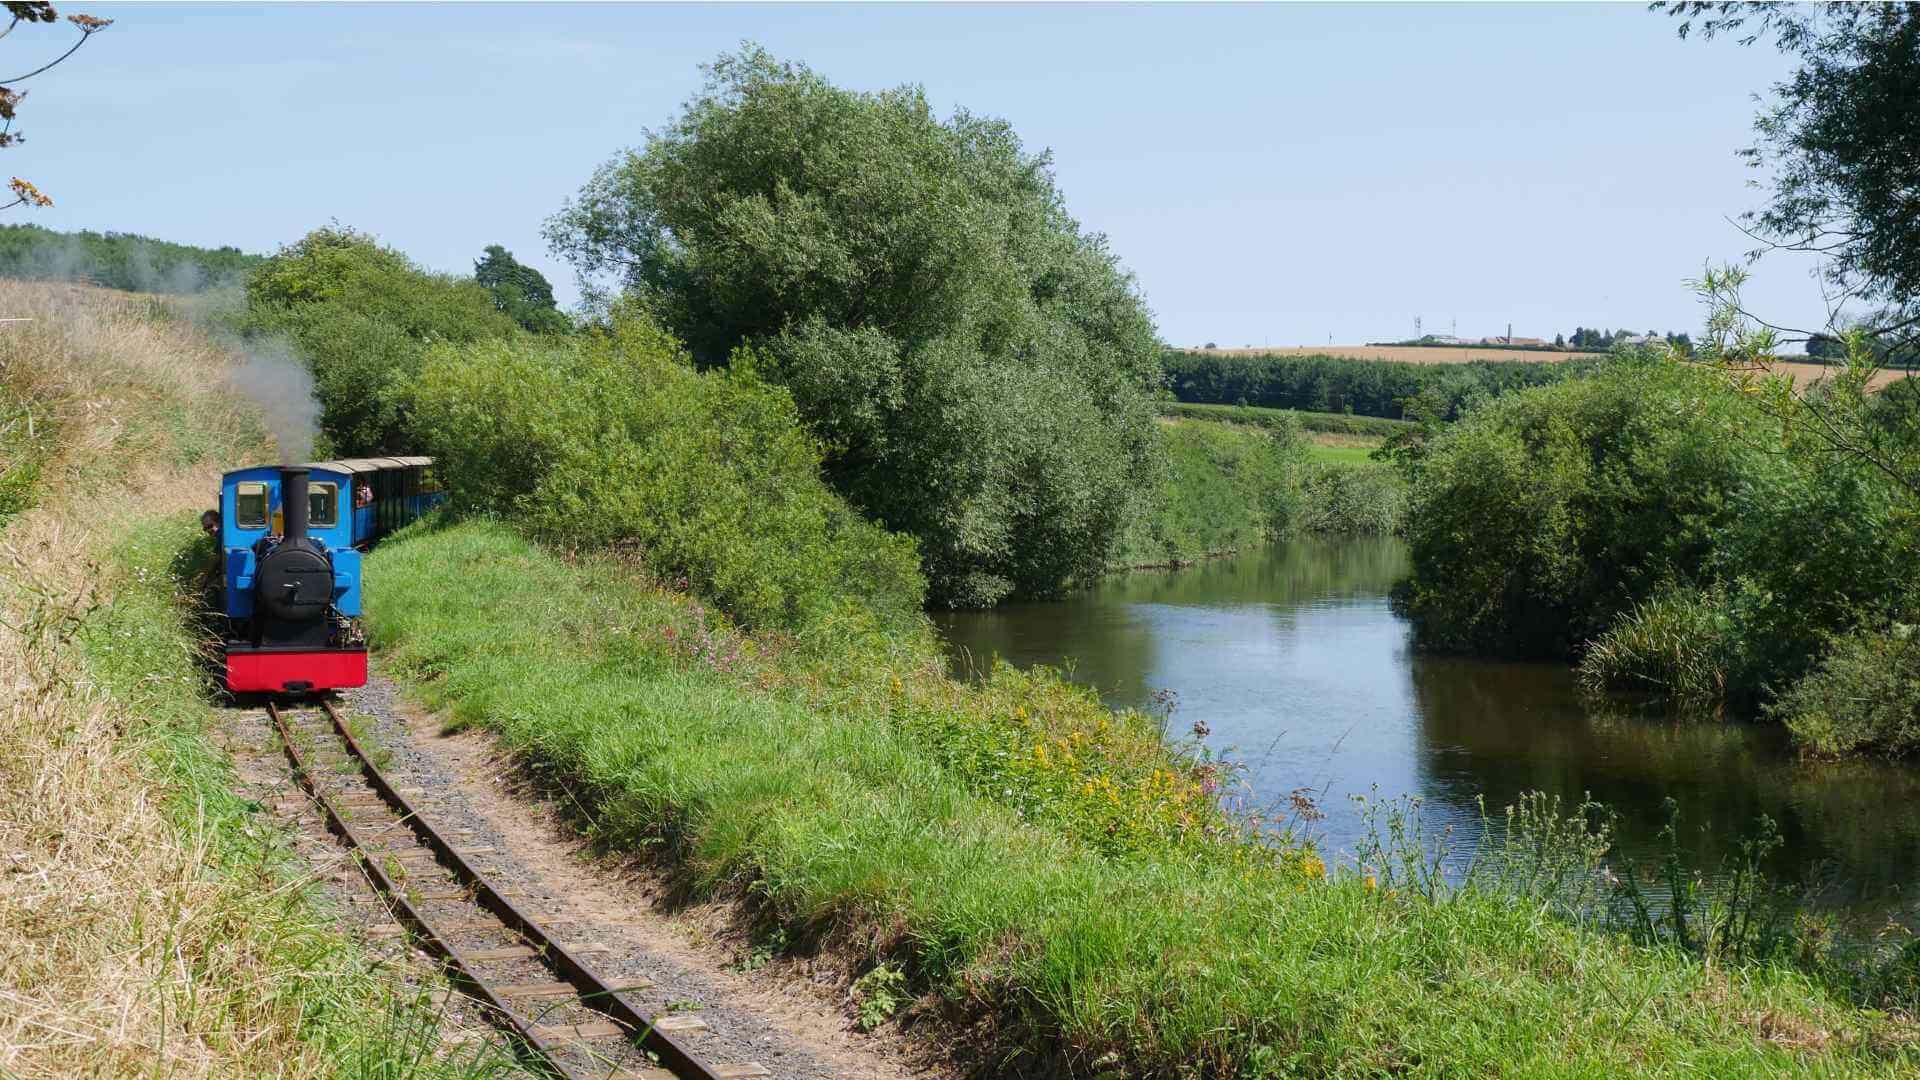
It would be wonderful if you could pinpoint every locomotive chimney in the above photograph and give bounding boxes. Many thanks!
[281,466,310,543]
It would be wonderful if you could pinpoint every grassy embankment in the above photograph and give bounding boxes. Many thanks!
[1157,400,1414,439]
[369,515,1920,1077]
[346,308,1909,1076]
[0,282,506,1076]
[222,222,1917,1072]
[1120,405,1407,568]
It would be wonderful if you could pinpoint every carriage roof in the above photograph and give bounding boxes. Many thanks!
[221,457,433,480]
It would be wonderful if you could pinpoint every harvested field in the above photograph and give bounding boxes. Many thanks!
[1194,344,1601,363]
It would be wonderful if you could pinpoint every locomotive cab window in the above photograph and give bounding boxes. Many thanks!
[309,482,339,527]
[235,482,268,529]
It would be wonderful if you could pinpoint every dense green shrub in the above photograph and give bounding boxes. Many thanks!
[1405,350,1920,733]
[1397,360,1745,658]
[1772,624,1920,758]
[1577,381,1919,706]
[1294,460,1406,535]
[242,227,518,454]
[1162,349,1588,420]
[547,48,1162,606]
[406,310,925,633]
[1709,447,1920,690]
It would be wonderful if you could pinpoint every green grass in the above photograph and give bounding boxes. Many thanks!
[1158,400,1416,438]
[1118,417,1407,566]
[1117,417,1300,567]
[367,518,1917,1077]
[0,386,54,526]
[0,280,514,1074]
[71,511,518,1076]
[1304,442,1379,465]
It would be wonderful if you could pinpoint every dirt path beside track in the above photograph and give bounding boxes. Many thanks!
[221,673,940,1080]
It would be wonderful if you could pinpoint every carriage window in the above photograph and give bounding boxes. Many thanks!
[235,482,268,529]
[308,482,339,527]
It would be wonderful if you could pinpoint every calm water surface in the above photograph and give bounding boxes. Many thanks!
[935,538,1920,923]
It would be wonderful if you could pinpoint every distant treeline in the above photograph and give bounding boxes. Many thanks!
[1806,330,1920,368]
[1161,349,1590,420]
[0,224,263,294]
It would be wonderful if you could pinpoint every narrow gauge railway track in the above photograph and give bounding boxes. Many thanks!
[268,699,768,1080]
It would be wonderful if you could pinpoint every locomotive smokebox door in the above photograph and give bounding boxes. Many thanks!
[253,465,334,646]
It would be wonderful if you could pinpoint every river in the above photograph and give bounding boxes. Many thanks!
[934,537,1920,924]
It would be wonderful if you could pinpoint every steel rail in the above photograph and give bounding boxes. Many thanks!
[269,699,727,1080]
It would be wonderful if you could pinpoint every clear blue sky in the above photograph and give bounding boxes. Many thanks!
[27,2,1830,347]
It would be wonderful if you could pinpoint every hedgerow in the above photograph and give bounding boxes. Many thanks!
[406,308,926,634]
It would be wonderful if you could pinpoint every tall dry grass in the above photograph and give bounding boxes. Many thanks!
[0,282,493,1076]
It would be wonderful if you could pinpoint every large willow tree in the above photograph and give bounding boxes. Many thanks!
[546,48,1163,607]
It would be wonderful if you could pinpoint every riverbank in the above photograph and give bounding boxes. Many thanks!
[1116,413,1404,571]
[938,536,1920,931]
[0,283,497,1075]
[365,517,1919,1076]
[1397,353,1920,755]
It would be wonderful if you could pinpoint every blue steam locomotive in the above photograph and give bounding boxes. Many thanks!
[217,457,442,694]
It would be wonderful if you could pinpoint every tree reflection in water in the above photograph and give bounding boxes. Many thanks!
[937,537,1920,925]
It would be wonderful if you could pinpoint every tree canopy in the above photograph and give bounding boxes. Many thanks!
[1662,2,1920,350]
[546,47,1164,606]
[473,244,569,333]
[245,226,518,454]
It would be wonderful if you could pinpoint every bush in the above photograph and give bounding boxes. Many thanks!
[1294,460,1406,535]
[242,226,517,454]
[1402,352,1920,730]
[406,310,925,633]
[1396,359,1746,658]
[1772,624,1920,758]
[547,48,1162,606]
[1709,445,1920,690]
